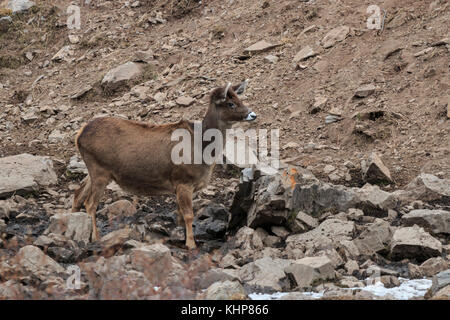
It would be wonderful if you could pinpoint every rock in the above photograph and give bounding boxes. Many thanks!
[427,269,450,297]
[431,285,450,299]
[322,26,350,48]
[402,209,450,235]
[231,226,264,251]
[284,256,335,289]
[67,155,88,174]
[51,45,74,62]
[196,268,240,289]
[244,40,280,53]
[419,257,449,277]
[0,16,12,32]
[48,129,66,143]
[271,226,289,238]
[202,281,247,300]
[7,0,35,13]
[380,275,401,288]
[130,243,174,285]
[101,62,143,92]
[68,34,80,44]
[264,54,278,63]
[390,226,442,262]
[193,203,230,242]
[0,153,57,198]
[0,219,6,233]
[44,212,93,243]
[293,46,316,62]
[239,257,292,292]
[404,173,450,202]
[98,200,137,219]
[15,245,65,280]
[133,49,155,63]
[100,228,134,252]
[345,260,359,276]
[362,152,393,184]
[355,84,376,98]
[289,211,318,232]
[353,219,393,256]
[175,96,195,107]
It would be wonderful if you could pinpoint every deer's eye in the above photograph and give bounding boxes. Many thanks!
[228,102,236,109]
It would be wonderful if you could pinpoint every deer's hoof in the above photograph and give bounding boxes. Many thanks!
[186,240,197,250]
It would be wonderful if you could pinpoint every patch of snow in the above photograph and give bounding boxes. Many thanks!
[249,278,432,300]
[352,278,432,300]
[249,292,288,300]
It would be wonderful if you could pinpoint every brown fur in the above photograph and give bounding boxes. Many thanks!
[72,82,254,249]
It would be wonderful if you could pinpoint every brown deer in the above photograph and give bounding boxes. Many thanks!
[72,80,256,249]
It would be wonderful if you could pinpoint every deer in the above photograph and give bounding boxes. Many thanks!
[72,80,256,249]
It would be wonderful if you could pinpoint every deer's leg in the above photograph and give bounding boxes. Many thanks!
[176,203,185,226]
[84,175,109,242]
[176,184,196,250]
[72,176,91,213]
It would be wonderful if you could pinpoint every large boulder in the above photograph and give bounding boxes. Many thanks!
[427,269,450,298]
[0,153,58,198]
[284,256,335,289]
[390,226,442,262]
[44,212,93,243]
[362,152,393,184]
[14,245,65,280]
[402,209,450,235]
[404,173,450,202]
[201,281,247,300]
[353,219,393,256]
[239,257,292,292]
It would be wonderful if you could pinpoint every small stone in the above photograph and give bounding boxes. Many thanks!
[244,40,280,53]
[355,84,376,98]
[264,54,279,63]
[322,26,350,48]
[362,152,393,184]
[176,96,195,107]
[68,34,80,44]
[293,46,316,62]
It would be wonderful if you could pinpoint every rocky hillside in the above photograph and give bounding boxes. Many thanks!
[0,0,449,299]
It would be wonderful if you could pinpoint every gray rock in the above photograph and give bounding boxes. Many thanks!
[428,269,450,296]
[362,152,393,184]
[404,173,450,202]
[0,16,12,32]
[130,243,174,285]
[44,212,93,243]
[239,257,293,292]
[353,219,393,256]
[402,209,450,235]
[355,84,376,98]
[101,62,143,91]
[284,256,335,288]
[202,281,247,300]
[0,153,57,198]
[67,155,88,174]
[7,0,35,13]
[51,45,74,62]
[390,226,442,262]
[176,96,195,107]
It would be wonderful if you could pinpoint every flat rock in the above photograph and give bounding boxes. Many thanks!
[101,62,143,91]
[355,84,376,98]
[0,153,57,198]
[44,212,93,243]
[404,173,450,202]
[402,209,450,235]
[284,256,335,288]
[390,226,442,262]
[322,26,350,48]
[176,96,195,107]
[293,45,316,62]
[244,40,279,53]
[7,0,35,13]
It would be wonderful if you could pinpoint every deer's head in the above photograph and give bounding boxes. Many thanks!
[209,80,257,124]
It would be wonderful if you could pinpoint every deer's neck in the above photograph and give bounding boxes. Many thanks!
[202,107,229,137]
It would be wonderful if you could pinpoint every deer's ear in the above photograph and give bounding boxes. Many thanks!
[233,79,248,95]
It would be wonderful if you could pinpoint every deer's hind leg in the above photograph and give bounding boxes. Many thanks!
[72,176,91,213]
[176,184,196,250]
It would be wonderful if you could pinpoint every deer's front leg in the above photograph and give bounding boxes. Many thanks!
[176,184,196,250]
